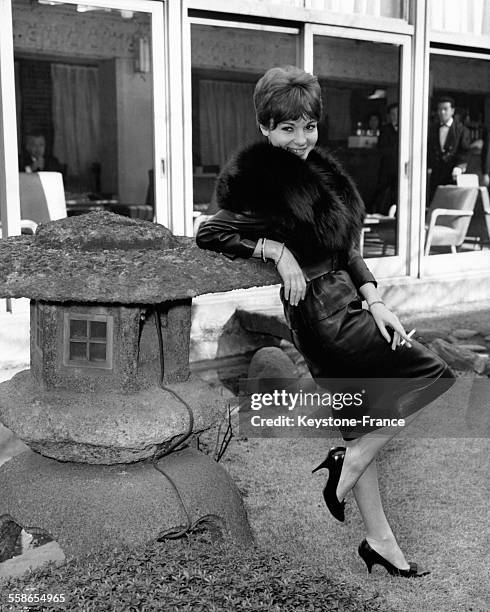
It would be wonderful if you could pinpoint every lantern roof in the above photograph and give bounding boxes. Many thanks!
[0,211,279,303]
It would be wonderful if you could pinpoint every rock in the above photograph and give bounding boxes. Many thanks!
[0,516,21,563]
[0,370,227,464]
[217,314,281,360]
[0,541,65,578]
[35,210,179,251]
[484,335,490,343]
[429,338,488,374]
[413,328,451,343]
[279,339,305,365]
[248,347,298,382]
[0,214,281,304]
[451,328,479,339]
[245,347,316,400]
[236,309,291,342]
[0,425,28,468]
[457,344,488,353]
[0,448,254,559]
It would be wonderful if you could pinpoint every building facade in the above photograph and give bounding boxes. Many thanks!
[0,0,489,357]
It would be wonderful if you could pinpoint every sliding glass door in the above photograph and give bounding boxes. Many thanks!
[4,0,167,228]
[188,17,300,224]
[311,25,412,278]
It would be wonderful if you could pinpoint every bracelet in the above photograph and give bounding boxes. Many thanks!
[275,243,285,267]
[261,238,267,263]
[367,300,385,308]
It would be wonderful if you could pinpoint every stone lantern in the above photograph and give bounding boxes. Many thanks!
[0,211,279,561]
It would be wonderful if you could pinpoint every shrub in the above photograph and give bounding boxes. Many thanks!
[0,532,387,611]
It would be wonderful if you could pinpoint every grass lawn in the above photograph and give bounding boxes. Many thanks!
[1,294,489,610]
[216,302,490,611]
[222,416,489,611]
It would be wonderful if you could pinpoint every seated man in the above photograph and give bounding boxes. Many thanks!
[19,133,64,174]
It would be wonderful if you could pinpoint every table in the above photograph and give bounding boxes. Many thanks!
[361,214,397,255]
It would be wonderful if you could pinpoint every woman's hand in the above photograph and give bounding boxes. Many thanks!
[369,303,413,350]
[253,239,306,306]
[275,246,306,306]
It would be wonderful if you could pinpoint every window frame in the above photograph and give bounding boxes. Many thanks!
[310,23,413,280]
[63,312,114,369]
[420,45,490,277]
[0,0,168,234]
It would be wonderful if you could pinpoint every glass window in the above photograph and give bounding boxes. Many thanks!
[64,313,113,368]
[309,0,406,20]
[190,24,299,219]
[425,52,490,256]
[13,0,155,220]
[314,35,402,258]
[256,0,305,6]
[429,1,490,37]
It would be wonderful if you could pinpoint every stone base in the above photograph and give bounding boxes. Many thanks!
[0,371,227,463]
[0,448,253,560]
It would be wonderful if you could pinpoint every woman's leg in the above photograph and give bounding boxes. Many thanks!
[352,458,409,569]
[336,409,421,502]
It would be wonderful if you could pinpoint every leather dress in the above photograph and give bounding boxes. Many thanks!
[196,208,456,440]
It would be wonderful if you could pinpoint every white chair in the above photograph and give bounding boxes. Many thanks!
[0,173,66,238]
[456,173,479,187]
[477,186,490,247]
[19,172,67,226]
[424,185,479,255]
[457,175,490,249]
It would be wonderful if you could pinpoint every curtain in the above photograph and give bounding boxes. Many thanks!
[430,0,489,35]
[313,0,403,18]
[199,80,258,168]
[51,64,100,178]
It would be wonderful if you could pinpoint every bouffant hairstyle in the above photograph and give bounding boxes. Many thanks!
[253,65,322,129]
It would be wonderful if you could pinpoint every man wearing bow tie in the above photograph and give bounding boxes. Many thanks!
[427,96,470,203]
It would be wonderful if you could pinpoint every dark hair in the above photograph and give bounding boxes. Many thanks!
[387,103,398,112]
[25,132,46,140]
[253,65,322,129]
[436,96,455,109]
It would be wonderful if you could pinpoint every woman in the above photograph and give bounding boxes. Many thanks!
[196,66,455,577]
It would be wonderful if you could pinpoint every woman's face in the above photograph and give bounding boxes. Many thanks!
[260,116,318,160]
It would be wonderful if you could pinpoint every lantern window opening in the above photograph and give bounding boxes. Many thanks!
[63,313,114,370]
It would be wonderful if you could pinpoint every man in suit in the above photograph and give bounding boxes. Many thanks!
[370,103,399,214]
[427,96,470,203]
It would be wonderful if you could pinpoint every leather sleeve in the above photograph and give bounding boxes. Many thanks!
[195,208,269,260]
[346,245,378,293]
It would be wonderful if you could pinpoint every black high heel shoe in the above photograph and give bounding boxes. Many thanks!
[358,539,430,578]
[312,446,346,522]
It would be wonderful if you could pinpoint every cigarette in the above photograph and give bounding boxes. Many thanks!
[400,328,416,346]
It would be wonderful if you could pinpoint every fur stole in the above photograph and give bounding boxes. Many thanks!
[215,141,366,262]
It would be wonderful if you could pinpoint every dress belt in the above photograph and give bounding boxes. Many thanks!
[301,255,338,282]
